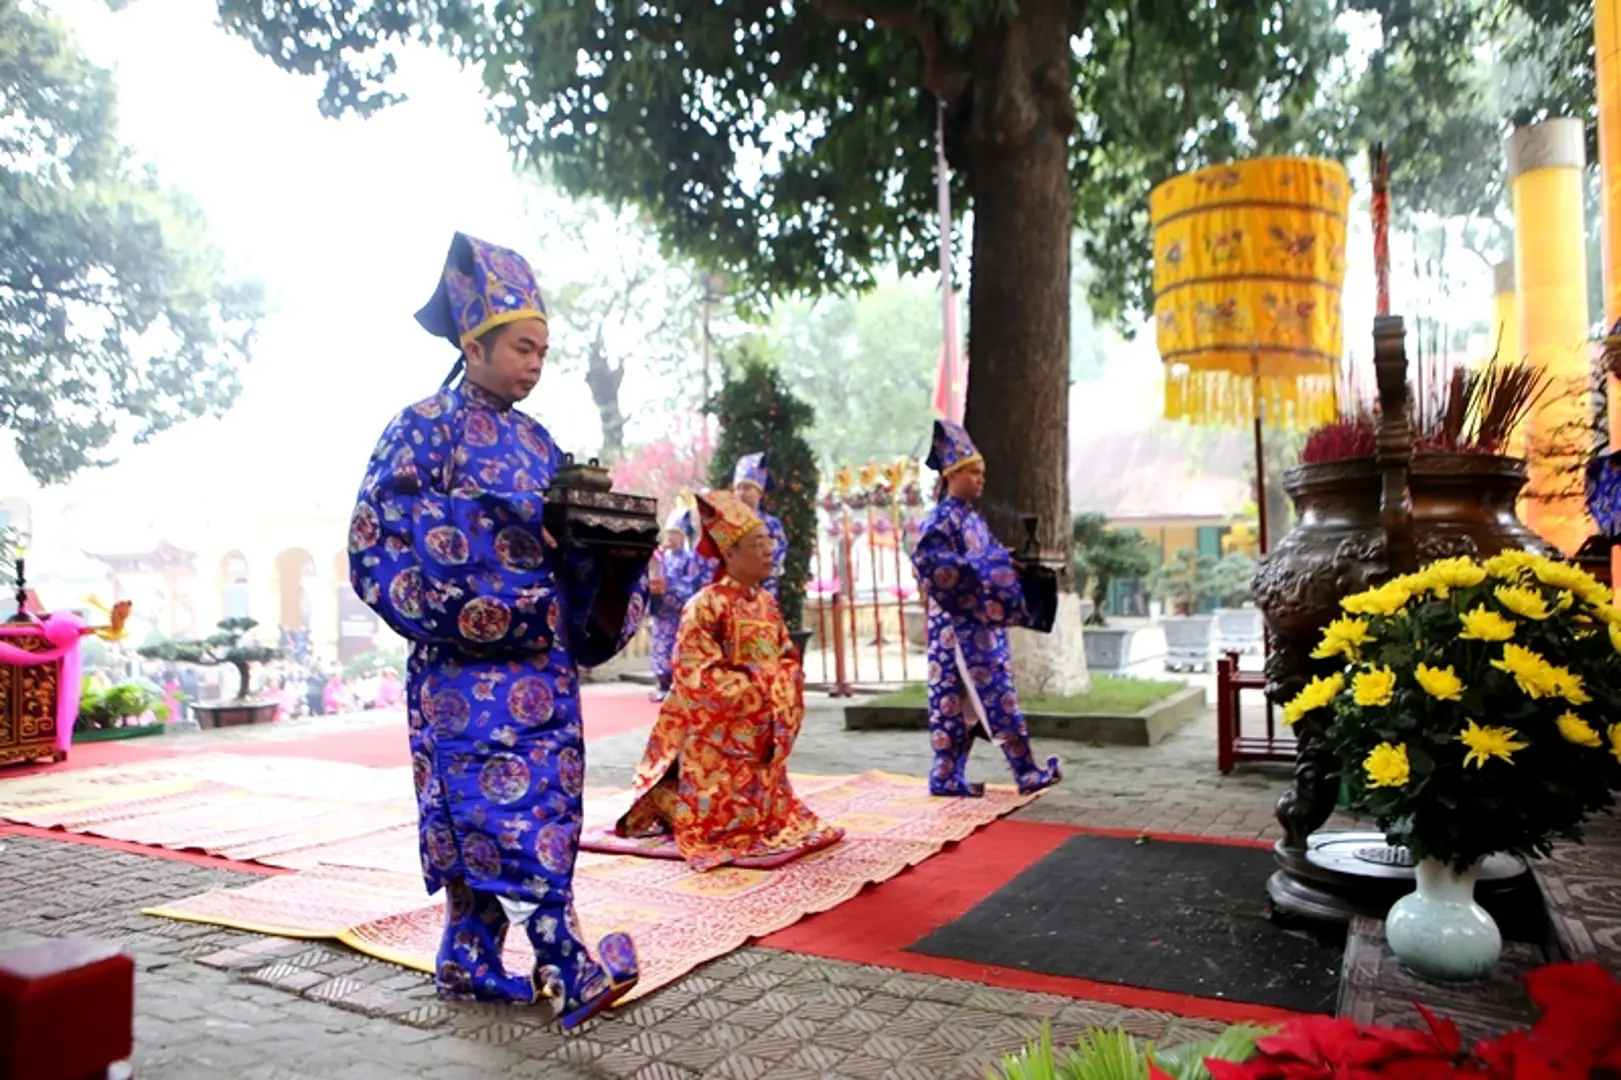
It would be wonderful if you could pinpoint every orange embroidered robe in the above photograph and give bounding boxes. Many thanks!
[615,575,840,871]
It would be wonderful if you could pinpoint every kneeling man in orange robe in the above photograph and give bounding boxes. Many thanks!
[615,490,845,872]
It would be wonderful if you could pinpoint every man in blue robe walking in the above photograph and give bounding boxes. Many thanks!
[911,419,1063,797]
[647,506,706,701]
[348,233,644,1028]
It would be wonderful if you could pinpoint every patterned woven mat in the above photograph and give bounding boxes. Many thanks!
[0,754,1039,1001]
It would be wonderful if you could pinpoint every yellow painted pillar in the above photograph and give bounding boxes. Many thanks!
[1598,0,1621,591]
[1508,119,1591,556]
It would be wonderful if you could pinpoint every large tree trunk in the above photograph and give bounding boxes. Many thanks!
[957,0,1089,695]
[584,329,627,459]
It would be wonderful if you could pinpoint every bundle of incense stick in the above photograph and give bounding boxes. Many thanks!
[1370,144,1391,318]
[1303,358,1548,464]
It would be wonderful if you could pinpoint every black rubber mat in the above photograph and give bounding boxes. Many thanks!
[908,832,1342,1013]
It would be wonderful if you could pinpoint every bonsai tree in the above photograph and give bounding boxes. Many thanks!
[1146,548,1217,617]
[1207,552,1258,609]
[138,617,282,702]
[705,343,819,631]
[1070,513,1157,627]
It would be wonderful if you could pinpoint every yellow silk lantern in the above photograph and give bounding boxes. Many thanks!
[1151,157,1351,429]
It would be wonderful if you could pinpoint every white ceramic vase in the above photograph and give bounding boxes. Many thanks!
[1384,856,1502,982]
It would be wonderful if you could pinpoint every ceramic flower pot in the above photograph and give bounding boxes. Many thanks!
[1384,856,1502,982]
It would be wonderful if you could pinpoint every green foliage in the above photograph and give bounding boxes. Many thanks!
[76,678,164,732]
[137,617,282,702]
[772,278,940,467]
[872,674,1182,715]
[2,4,264,484]
[705,347,818,630]
[1302,554,1621,872]
[1147,549,1218,617]
[1208,553,1257,609]
[530,183,710,458]
[988,1021,1272,1080]
[343,644,406,680]
[1071,514,1158,627]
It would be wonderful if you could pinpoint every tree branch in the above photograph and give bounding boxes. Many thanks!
[810,0,967,99]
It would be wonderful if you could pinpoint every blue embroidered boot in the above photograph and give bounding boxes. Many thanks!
[995,730,1062,794]
[434,880,535,1003]
[526,900,639,1030]
[927,722,984,798]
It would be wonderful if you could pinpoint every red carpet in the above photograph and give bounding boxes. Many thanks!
[760,819,1303,1026]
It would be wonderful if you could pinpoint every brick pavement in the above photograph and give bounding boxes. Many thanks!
[0,686,1315,1078]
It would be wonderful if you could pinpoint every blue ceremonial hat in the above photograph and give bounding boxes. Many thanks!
[415,232,549,350]
[732,452,773,492]
[926,419,981,477]
[662,507,697,538]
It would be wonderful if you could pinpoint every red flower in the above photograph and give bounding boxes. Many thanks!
[1473,962,1621,1078]
[1205,1013,1463,1080]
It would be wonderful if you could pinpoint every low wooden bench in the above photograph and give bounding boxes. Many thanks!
[0,937,133,1080]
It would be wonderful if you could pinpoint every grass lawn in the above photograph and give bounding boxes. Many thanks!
[866,674,1186,715]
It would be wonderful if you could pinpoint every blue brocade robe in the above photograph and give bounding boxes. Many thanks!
[910,496,1056,793]
[348,380,647,905]
[649,548,707,683]
[761,512,788,601]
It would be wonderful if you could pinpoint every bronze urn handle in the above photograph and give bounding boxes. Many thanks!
[1372,314,1418,575]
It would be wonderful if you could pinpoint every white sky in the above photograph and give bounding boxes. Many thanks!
[10,0,617,520]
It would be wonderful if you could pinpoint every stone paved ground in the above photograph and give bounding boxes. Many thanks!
[0,685,1331,1079]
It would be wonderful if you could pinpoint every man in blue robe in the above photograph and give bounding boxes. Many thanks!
[647,507,706,701]
[732,452,789,600]
[911,419,1063,798]
[348,233,644,1029]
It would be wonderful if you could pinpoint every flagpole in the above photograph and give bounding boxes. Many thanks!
[936,98,960,422]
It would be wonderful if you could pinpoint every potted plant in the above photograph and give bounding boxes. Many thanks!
[1252,333,1554,857]
[138,617,284,728]
[1072,513,1157,671]
[1285,551,1621,982]
[1209,551,1262,654]
[1147,547,1217,672]
[74,679,171,743]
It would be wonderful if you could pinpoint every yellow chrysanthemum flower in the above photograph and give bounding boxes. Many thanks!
[1312,616,1371,661]
[1458,605,1516,643]
[1608,620,1621,657]
[1364,742,1411,788]
[1556,712,1602,748]
[1413,663,1464,702]
[1483,550,1541,580]
[1495,585,1552,621]
[1553,667,1592,707]
[1531,558,1606,605]
[1610,724,1621,765]
[1491,643,1561,699]
[1424,557,1488,590]
[1596,604,1621,627]
[1352,666,1397,708]
[1341,581,1412,617]
[1281,672,1345,726]
[1459,719,1529,768]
